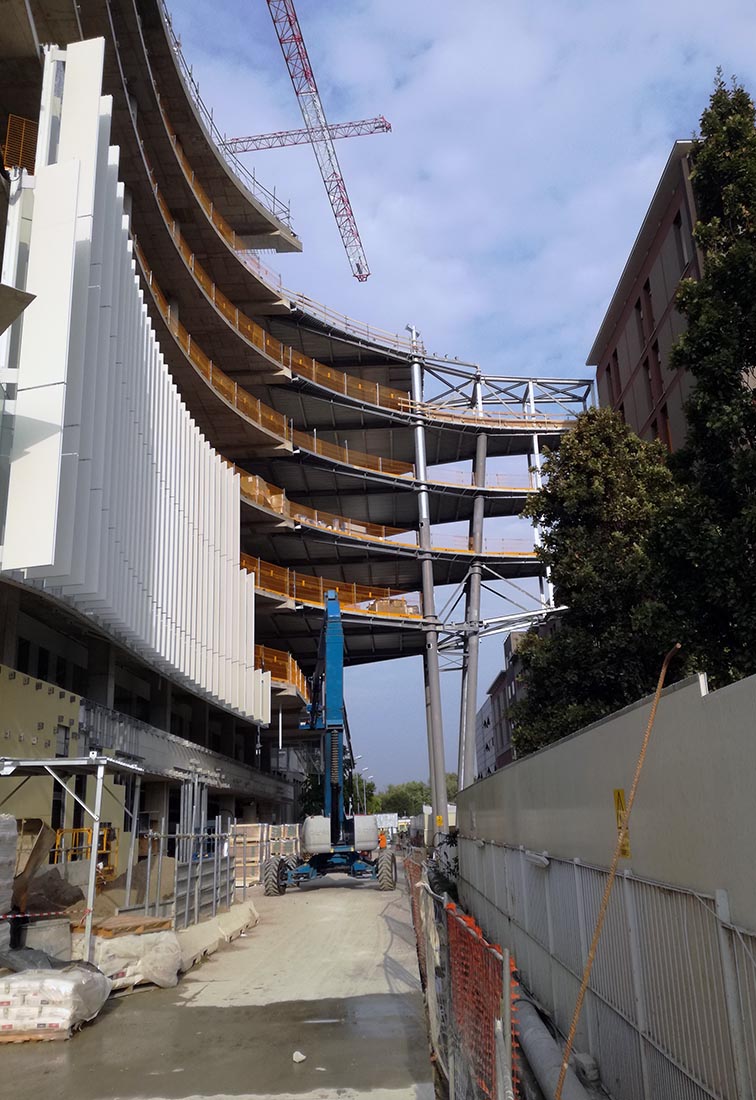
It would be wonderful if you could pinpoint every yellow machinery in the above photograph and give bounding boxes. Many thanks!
[53,826,120,883]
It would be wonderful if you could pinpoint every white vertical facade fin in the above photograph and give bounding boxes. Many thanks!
[0,40,268,724]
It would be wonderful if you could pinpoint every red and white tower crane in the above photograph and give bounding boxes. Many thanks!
[222,116,391,155]
[262,0,376,281]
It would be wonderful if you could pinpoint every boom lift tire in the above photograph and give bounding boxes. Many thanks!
[377,850,397,891]
[263,855,288,896]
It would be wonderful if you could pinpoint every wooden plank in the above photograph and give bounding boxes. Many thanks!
[69,914,173,937]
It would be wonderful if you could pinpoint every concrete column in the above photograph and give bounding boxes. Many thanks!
[410,335,447,835]
[149,675,172,732]
[189,697,210,747]
[0,583,20,666]
[458,429,487,790]
[87,638,115,709]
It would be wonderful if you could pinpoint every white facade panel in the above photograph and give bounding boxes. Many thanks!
[3,159,79,570]
[0,41,269,725]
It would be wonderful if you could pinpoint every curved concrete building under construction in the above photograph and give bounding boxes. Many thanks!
[0,0,590,840]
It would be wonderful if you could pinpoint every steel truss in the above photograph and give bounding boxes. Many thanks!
[401,336,591,815]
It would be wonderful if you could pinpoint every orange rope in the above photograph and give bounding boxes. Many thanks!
[554,643,681,1100]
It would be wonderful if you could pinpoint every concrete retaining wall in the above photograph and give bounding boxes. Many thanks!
[458,672,756,929]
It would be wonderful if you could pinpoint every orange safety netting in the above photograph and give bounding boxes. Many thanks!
[446,903,505,1100]
[404,857,427,990]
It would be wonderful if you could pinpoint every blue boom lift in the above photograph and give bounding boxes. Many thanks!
[262,590,397,895]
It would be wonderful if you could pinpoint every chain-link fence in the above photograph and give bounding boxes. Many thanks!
[404,857,517,1100]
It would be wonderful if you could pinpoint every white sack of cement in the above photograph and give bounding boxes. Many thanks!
[0,964,112,1037]
[71,930,182,989]
[292,1051,307,1063]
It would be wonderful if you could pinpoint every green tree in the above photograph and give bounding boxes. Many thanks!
[657,75,756,686]
[379,780,430,816]
[377,773,458,814]
[510,408,684,752]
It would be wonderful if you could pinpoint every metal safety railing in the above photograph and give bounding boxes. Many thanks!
[458,838,756,1100]
[241,553,422,620]
[131,101,570,432]
[254,644,309,701]
[238,470,535,556]
[156,0,293,228]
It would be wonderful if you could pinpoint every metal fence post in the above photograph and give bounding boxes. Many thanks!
[184,839,193,930]
[716,889,751,1100]
[622,872,652,1099]
[155,818,165,917]
[172,832,180,930]
[143,830,153,916]
[195,837,203,925]
[573,859,597,1054]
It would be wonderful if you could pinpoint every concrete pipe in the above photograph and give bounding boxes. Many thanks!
[514,998,591,1100]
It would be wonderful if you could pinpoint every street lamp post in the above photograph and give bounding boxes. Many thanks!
[361,767,369,814]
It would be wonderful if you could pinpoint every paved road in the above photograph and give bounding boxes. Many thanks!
[4,871,434,1100]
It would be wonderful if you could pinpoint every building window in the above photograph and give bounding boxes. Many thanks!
[55,655,67,688]
[618,403,625,423]
[17,637,30,674]
[37,647,50,682]
[642,358,653,410]
[660,404,672,450]
[642,278,655,336]
[55,724,69,758]
[634,299,645,349]
[673,210,690,273]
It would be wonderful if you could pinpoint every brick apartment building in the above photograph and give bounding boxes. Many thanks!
[587,141,702,450]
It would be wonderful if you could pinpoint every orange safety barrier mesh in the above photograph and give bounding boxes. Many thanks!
[446,903,505,1100]
[510,957,521,1099]
[240,553,422,620]
[254,644,309,702]
[4,115,37,173]
[404,857,428,990]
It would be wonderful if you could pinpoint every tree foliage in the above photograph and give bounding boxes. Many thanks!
[378,774,458,816]
[510,408,684,752]
[512,76,756,749]
[659,74,756,685]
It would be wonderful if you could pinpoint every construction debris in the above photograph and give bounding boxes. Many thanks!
[25,868,83,913]
[71,930,181,991]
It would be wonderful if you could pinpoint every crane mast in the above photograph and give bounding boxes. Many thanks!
[266,0,371,281]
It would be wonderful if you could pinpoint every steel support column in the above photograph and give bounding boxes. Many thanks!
[410,330,448,833]
[458,428,487,789]
[528,380,553,606]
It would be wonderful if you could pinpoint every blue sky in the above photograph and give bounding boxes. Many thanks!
[169,0,756,786]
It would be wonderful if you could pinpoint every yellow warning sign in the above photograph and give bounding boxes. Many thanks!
[436,815,443,828]
[614,788,631,858]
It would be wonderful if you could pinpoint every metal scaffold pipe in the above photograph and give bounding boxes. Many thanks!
[408,331,448,835]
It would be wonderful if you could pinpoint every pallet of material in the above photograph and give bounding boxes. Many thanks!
[270,838,299,856]
[0,1024,71,1043]
[229,839,269,854]
[68,914,173,938]
[232,823,270,842]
